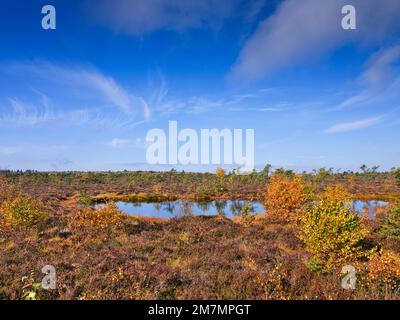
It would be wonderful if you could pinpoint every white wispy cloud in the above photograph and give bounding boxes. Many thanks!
[39,158,74,170]
[230,0,400,82]
[334,45,400,110]
[141,69,227,115]
[153,81,280,115]
[0,146,21,156]
[0,143,70,156]
[230,107,281,112]
[257,134,299,149]
[0,61,155,127]
[108,138,131,148]
[363,46,400,89]
[107,138,147,149]
[82,70,135,114]
[142,99,152,120]
[324,116,383,133]
[23,65,136,113]
[88,0,245,35]
[2,97,54,125]
[0,97,145,129]
[334,92,370,111]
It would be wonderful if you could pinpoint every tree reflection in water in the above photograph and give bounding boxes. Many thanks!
[214,200,227,216]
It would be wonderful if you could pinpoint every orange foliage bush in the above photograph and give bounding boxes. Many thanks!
[321,185,351,203]
[366,250,400,290]
[215,168,226,180]
[264,174,307,222]
[70,203,125,230]
[0,177,15,203]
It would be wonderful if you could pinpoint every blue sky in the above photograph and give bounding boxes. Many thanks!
[0,0,400,172]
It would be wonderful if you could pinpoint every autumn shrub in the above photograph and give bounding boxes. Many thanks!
[300,186,368,268]
[239,202,256,226]
[322,185,351,203]
[394,168,400,187]
[378,205,400,240]
[365,250,400,293]
[215,168,226,180]
[215,168,226,191]
[0,176,15,203]
[77,191,94,207]
[0,196,47,229]
[306,256,331,275]
[195,186,211,201]
[70,203,125,230]
[21,272,42,300]
[264,174,307,222]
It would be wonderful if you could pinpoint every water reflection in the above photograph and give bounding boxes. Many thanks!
[99,199,388,219]
[229,200,256,216]
[110,200,263,218]
[214,200,227,215]
[198,202,211,212]
[180,201,193,215]
[350,200,388,219]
